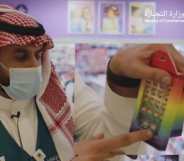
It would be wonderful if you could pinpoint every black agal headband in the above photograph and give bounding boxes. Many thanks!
[0,21,45,36]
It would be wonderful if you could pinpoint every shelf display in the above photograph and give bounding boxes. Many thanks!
[50,41,75,102]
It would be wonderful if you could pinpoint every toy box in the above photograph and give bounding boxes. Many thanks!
[129,50,184,150]
[171,91,184,137]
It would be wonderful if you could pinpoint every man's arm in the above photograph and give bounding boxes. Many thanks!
[73,44,184,159]
[107,44,178,97]
[73,71,152,161]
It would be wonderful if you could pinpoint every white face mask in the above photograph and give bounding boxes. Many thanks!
[0,63,43,100]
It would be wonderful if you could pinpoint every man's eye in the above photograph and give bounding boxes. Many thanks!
[15,51,28,60]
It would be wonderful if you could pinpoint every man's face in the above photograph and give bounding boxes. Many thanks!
[0,44,44,85]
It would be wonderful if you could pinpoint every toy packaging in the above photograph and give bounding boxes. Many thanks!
[170,91,184,137]
[129,50,184,150]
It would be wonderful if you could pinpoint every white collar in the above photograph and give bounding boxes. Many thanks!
[0,95,34,117]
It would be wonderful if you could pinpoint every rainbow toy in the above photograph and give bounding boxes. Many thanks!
[130,50,184,150]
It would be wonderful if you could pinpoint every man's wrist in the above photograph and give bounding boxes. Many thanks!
[107,58,140,88]
[107,58,140,98]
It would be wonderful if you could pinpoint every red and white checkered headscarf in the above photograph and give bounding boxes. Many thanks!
[0,4,53,48]
[0,5,75,160]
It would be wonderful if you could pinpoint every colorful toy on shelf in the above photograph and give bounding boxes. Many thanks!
[130,50,184,150]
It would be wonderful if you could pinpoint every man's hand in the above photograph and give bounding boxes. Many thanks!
[108,44,184,97]
[73,130,152,161]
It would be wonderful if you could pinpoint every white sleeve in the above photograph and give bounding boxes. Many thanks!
[73,72,146,154]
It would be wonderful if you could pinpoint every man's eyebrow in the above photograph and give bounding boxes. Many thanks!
[14,47,28,52]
